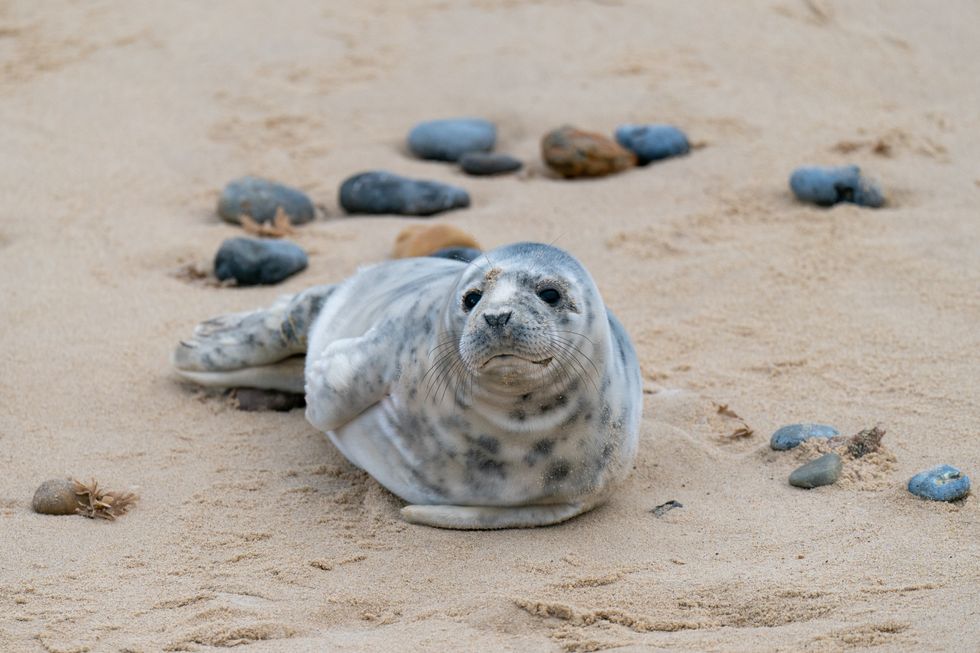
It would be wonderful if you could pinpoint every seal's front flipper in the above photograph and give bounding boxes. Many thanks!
[400,503,590,529]
[172,284,335,390]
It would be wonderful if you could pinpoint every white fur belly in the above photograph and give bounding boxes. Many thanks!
[325,399,439,506]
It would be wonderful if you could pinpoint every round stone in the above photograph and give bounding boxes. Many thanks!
[770,423,839,451]
[907,464,971,502]
[789,453,843,489]
[430,246,482,263]
[32,478,79,515]
[214,237,308,286]
[789,165,885,208]
[614,124,690,165]
[541,125,636,178]
[217,176,315,225]
[339,171,470,217]
[459,152,523,176]
[407,118,496,162]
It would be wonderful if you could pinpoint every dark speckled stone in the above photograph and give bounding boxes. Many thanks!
[217,176,315,225]
[339,171,470,217]
[907,464,971,502]
[214,237,308,286]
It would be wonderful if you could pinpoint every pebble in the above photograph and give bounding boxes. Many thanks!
[789,165,885,208]
[392,223,480,259]
[214,237,308,286]
[770,423,839,451]
[407,118,496,162]
[431,246,482,263]
[235,388,306,412]
[217,176,315,225]
[614,124,690,164]
[541,125,636,178]
[32,478,79,515]
[339,171,470,216]
[459,152,523,176]
[907,464,971,502]
[789,453,843,489]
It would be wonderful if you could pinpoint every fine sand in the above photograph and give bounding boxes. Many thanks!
[2,1,979,651]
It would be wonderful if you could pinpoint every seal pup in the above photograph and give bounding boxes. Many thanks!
[173,243,642,529]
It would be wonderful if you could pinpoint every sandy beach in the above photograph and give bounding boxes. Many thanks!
[2,1,979,650]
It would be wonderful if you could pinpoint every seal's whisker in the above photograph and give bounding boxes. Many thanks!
[424,361,457,405]
[555,329,597,346]
[549,341,600,396]
[551,335,601,377]
[421,347,461,403]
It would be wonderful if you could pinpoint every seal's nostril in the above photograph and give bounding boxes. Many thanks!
[484,311,512,328]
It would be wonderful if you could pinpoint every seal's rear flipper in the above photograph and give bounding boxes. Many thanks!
[174,356,306,394]
[172,284,335,390]
[400,502,590,529]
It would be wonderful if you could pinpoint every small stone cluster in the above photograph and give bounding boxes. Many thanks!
[769,423,970,501]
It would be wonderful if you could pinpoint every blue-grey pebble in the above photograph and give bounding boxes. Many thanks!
[430,246,482,263]
[339,171,470,217]
[214,237,308,286]
[217,176,315,225]
[789,452,843,489]
[771,423,840,451]
[459,152,523,176]
[407,118,496,162]
[614,124,690,165]
[907,464,971,502]
[789,165,885,208]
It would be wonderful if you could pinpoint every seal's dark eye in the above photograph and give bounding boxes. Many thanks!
[463,291,482,310]
[538,288,561,305]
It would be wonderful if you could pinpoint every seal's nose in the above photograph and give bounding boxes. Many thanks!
[483,311,512,329]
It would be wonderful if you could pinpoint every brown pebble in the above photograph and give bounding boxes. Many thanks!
[392,224,480,259]
[32,478,80,515]
[235,388,306,412]
[541,125,636,178]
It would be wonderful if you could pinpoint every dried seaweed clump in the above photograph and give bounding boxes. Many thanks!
[845,425,886,458]
[240,208,295,238]
[32,477,137,520]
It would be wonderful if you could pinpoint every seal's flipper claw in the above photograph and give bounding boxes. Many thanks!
[400,503,590,530]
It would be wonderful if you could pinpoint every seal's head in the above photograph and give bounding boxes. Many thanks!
[448,243,606,393]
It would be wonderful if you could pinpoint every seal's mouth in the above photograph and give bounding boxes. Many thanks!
[481,354,553,369]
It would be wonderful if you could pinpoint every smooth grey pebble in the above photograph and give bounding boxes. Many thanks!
[235,388,306,412]
[459,152,523,176]
[214,237,308,286]
[789,453,843,489]
[407,117,496,162]
[430,246,482,263]
[339,171,470,216]
[771,423,839,451]
[789,165,885,208]
[614,124,690,164]
[907,464,971,502]
[217,176,315,225]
